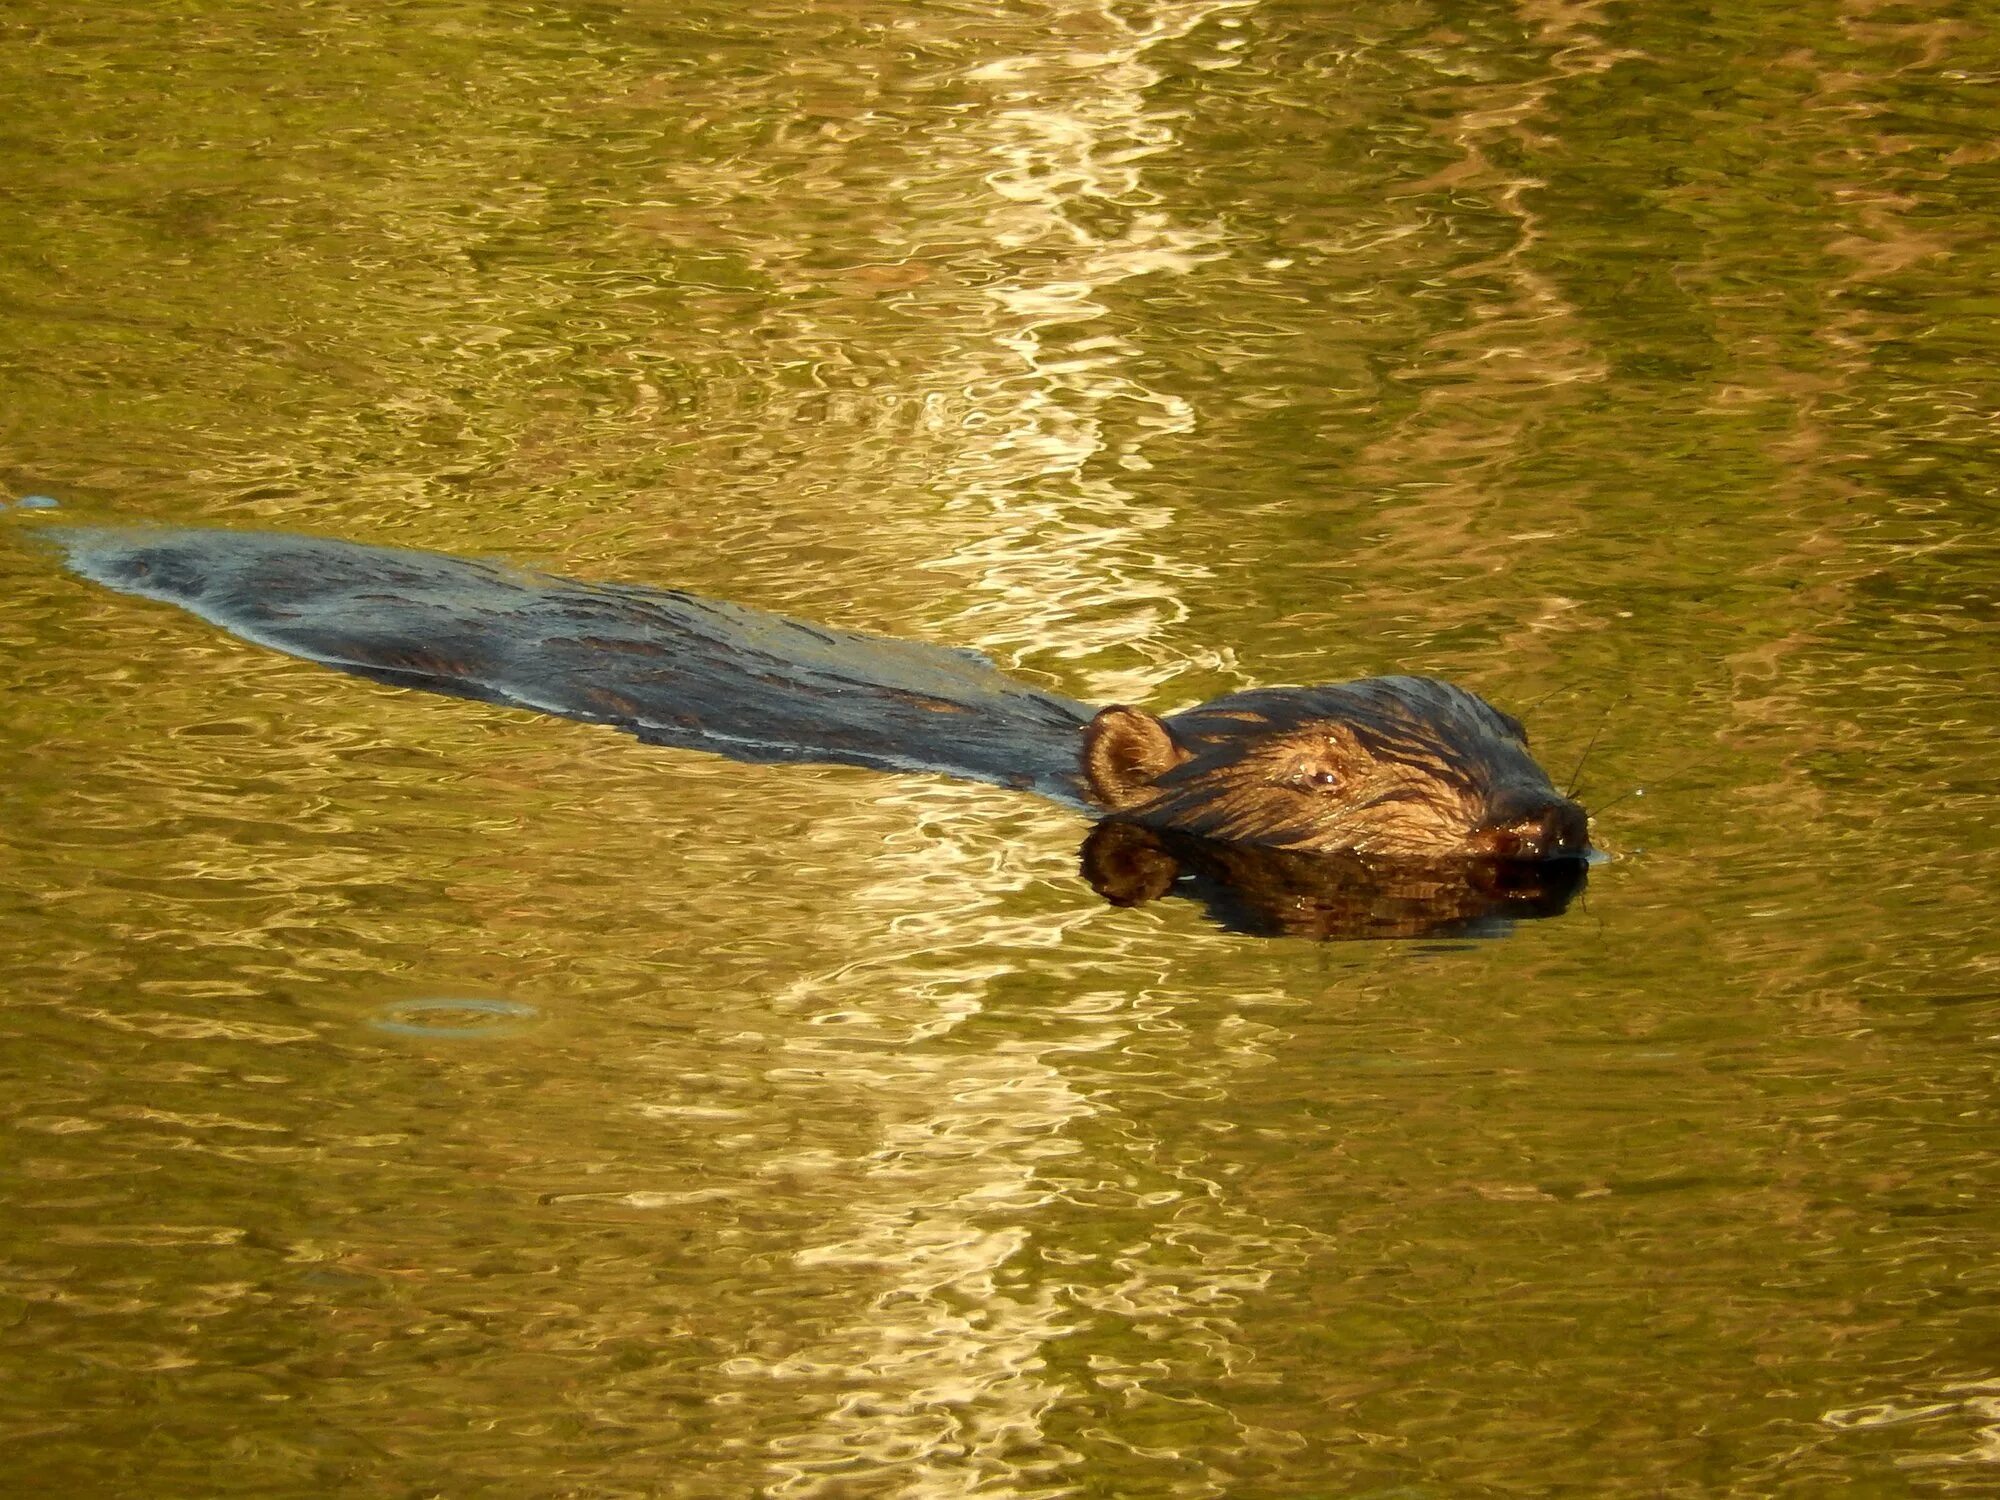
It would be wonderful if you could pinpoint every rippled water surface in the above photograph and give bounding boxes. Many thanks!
[3,2,1997,1494]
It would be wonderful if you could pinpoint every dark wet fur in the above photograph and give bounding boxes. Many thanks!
[53,527,1095,802]
[1108,679,1590,859]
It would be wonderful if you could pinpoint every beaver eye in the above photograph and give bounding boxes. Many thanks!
[1283,764,1342,793]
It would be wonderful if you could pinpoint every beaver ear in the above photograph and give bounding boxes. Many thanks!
[1083,705,1186,809]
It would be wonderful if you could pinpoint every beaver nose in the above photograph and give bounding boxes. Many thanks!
[1470,798,1590,861]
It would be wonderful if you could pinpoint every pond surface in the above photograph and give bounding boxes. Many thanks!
[2,1,1996,1494]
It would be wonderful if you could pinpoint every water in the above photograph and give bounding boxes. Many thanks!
[2,1,1996,1494]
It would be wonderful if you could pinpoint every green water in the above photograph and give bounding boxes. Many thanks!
[2,1,1995,1494]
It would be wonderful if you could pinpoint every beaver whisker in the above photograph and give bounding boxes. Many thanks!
[1520,680,1575,720]
[1586,744,1724,820]
[1586,785,1645,817]
[1562,696,1624,799]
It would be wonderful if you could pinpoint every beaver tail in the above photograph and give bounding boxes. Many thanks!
[52,526,1096,804]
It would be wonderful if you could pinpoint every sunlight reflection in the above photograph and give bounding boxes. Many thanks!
[709,5,1272,1491]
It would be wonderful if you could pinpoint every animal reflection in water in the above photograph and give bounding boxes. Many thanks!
[53,526,1591,941]
[1081,824,1585,940]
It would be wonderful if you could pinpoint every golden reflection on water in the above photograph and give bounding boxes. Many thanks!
[680,6,1270,1487]
[1330,0,1621,686]
[4,0,2000,1495]
[909,0,1249,705]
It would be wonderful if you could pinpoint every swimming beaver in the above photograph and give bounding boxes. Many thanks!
[49,526,1590,866]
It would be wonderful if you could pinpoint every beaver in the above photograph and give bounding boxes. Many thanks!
[49,526,1591,873]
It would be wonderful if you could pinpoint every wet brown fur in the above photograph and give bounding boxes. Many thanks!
[1083,675,1589,861]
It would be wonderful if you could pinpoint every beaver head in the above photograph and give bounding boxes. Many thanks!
[1081,675,1589,861]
